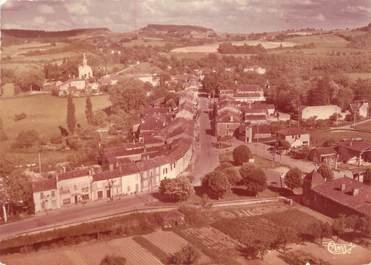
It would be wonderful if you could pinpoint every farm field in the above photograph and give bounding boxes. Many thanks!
[171,40,296,53]
[143,230,189,254]
[0,237,164,265]
[345,72,371,81]
[0,94,111,141]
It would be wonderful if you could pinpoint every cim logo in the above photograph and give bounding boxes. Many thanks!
[323,240,355,255]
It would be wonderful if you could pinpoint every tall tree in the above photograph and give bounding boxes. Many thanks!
[66,94,76,134]
[364,168,371,185]
[284,168,302,190]
[85,96,94,125]
[317,164,334,181]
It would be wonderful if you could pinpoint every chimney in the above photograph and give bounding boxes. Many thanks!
[341,183,346,192]
[230,116,234,122]
[353,188,360,196]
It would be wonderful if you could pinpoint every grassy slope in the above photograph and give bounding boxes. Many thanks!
[0,94,111,141]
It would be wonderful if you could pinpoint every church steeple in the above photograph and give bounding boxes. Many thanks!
[82,53,87,66]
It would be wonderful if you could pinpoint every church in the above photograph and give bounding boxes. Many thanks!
[78,53,93,79]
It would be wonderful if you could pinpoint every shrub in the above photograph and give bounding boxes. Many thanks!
[100,255,126,265]
[170,245,200,265]
[14,113,27,121]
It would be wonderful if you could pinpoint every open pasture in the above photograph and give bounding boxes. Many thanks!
[0,94,111,141]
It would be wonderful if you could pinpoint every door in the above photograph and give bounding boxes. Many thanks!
[74,195,78,204]
[106,189,111,199]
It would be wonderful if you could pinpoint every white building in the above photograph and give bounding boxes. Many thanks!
[78,53,93,80]
[301,105,343,120]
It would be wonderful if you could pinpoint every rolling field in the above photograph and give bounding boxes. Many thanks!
[345,72,371,81]
[0,94,111,142]
[171,40,296,53]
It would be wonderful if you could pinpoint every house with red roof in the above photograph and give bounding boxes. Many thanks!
[303,173,371,218]
[276,127,310,148]
[337,139,371,166]
[32,178,58,213]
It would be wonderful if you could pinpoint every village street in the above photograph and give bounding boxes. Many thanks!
[192,96,220,186]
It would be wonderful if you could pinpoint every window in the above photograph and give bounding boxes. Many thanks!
[40,192,44,199]
[82,194,89,200]
[97,191,103,199]
[127,185,131,192]
[51,191,55,197]
[63,198,71,205]
[82,187,89,193]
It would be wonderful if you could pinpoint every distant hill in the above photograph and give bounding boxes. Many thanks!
[1,28,110,39]
[139,24,217,37]
[359,22,371,32]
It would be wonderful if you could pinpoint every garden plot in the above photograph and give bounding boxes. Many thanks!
[215,203,288,219]
[108,237,164,265]
[1,237,164,265]
[182,227,243,251]
[143,230,189,254]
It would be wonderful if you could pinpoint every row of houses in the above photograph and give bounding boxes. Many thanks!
[32,86,199,213]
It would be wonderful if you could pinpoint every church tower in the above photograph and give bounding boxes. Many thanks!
[78,53,93,80]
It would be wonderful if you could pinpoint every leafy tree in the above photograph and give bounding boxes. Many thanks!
[12,130,40,149]
[239,164,267,196]
[232,145,252,165]
[0,155,14,176]
[4,173,34,214]
[284,168,302,190]
[170,245,199,265]
[85,96,94,125]
[222,166,242,185]
[307,77,331,106]
[364,168,371,185]
[66,94,76,134]
[108,78,147,113]
[202,170,231,199]
[317,164,334,181]
[99,255,126,265]
[159,177,194,202]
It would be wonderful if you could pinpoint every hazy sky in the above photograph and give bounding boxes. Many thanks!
[1,0,371,33]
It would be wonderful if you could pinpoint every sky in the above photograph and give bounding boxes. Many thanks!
[1,0,371,33]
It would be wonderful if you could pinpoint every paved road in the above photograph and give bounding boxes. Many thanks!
[330,118,371,130]
[0,194,156,241]
[246,142,353,178]
[192,97,219,185]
